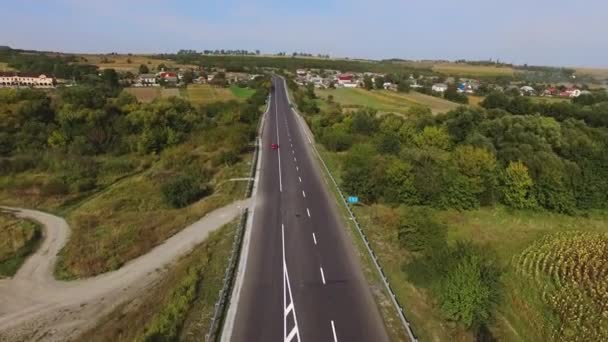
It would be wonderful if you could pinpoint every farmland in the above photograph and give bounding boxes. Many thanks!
[316,88,459,115]
[186,84,253,105]
[75,54,197,72]
[432,63,515,77]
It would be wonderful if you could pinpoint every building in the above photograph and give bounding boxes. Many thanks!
[158,71,178,84]
[560,87,581,98]
[137,73,157,86]
[0,72,54,88]
[432,83,448,93]
[337,74,358,88]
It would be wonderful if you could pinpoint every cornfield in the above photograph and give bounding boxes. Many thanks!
[513,231,608,341]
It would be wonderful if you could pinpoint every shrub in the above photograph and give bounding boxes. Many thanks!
[161,174,208,208]
[41,178,69,196]
[397,207,447,252]
[218,150,240,166]
[436,242,500,330]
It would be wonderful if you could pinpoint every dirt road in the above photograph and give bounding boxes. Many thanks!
[0,200,250,341]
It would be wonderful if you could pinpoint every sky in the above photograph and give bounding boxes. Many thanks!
[2,0,607,67]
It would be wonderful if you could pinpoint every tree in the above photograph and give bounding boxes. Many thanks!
[500,161,536,209]
[363,75,373,90]
[397,81,411,93]
[341,144,380,201]
[436,242,500,330]
[350,110,377,135]
[444,84,469,104]
[181,70,194,84]
[383,159,418,204]
[413,126,452,150]
[374,76,385,90]
[101,69,119,89]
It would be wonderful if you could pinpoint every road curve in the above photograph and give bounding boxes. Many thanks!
[0,199,249,341]
[226,77,389,342]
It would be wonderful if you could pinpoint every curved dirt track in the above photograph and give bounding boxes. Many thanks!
[0,200,250,342]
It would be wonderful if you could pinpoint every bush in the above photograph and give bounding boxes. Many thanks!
[435,242,500,330]
[218,150,240,166]
[398,207,447,252]
[41,178,69,196]
[161,174,209,208]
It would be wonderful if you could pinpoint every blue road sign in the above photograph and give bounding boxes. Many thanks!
[348,196,359,204]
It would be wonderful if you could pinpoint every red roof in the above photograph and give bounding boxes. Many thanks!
[338,75,353,81]
[159,72,177,78]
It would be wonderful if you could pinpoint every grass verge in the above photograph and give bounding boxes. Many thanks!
[0,211,41,277]
[75,219,238,342]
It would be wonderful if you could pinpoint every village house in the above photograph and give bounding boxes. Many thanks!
[337,74,358,88]
[136,73,158,86]
[520,85,536,96]
[432,83,448,93]
[0,72,54,88]
[158,71,178,84]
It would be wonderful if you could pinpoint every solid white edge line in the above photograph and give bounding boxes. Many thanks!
[220,91,269,342]
[320,267,326,285]
[312,232,317,245]
[331,320,338,342]
[282,223,286,340]
[275,93,283,193]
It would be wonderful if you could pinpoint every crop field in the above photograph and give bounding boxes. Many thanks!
[432,63,514,77]
[575,67,608,81]
[76,54,197,72]
[187,84,240,105]
[513,231,608,341]
[124,87,161,103]
[316,88,459,115]
[0,62,13,71]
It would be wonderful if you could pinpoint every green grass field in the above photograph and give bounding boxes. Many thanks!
[433,63,515,77]
[186,84,240,105]
[316,88,459,115]
[229,85,256,98]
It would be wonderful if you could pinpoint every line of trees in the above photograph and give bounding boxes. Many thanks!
[304,96,608,215]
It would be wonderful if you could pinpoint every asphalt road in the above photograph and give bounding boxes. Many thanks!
[229,76,389,342]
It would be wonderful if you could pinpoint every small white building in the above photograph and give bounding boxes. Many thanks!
[137,73,158,86]
[432,83,448,93]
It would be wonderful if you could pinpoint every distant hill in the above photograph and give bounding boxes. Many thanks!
[0,46,11,51]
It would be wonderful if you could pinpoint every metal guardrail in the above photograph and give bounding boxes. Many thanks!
[206,96,268,341]
[283,78,419,342]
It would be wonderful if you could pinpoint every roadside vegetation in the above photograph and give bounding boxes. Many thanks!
[76,219,238,342]
[0,211,41,277]
[289,77,608,340]
[0,67,270,278]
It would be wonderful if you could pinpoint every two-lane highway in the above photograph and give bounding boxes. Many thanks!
[228,76,389,342]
